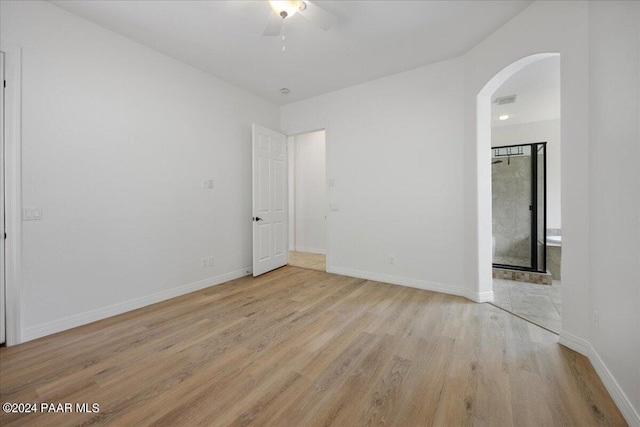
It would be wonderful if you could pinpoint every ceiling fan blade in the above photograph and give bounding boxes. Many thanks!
[298,1,336,31]
[263,13,283,36]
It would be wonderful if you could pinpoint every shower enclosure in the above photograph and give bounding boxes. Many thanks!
[492,143,546,272]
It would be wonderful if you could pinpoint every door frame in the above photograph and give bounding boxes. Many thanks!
[286,127,330,272]
[491,142,548,273]
[1,41,23,346]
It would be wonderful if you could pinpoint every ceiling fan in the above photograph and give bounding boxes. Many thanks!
[263,0,337,36]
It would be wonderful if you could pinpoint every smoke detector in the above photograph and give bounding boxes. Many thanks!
[494,95,517,105]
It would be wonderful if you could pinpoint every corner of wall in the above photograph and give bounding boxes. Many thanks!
[559,331,640,426]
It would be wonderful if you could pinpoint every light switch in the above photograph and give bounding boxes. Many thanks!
[23,207,43,221]
[329,179,335,187]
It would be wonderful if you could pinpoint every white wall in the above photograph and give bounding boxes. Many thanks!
[463,1,590,333]
[492,119,561,229]
[0,1,279,339]
[466,2,638,420]
[588,0,640,416]
[293,131,326,254]
[283,1,639,421]
[4,0,639,421]
[282,58,467,298]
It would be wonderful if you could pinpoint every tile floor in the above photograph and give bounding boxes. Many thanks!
[288,251,326,272]
[491,278,562,333]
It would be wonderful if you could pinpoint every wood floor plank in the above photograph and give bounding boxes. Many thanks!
[0,266,627,427]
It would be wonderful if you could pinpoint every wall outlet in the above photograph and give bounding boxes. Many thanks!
[389,255,395,265]
[593,310,599,329]
[202,256,214,267]
[201,179,214,189]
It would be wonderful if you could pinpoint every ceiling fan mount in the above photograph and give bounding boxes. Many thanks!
[269,0,307,19]
[264,0,336,36]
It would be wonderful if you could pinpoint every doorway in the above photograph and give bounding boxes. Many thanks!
[1,51,5,345]
[0,42,23,346]
[483,55,562,333]
[287,130,326,272]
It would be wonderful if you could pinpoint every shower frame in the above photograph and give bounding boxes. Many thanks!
[492,142,547,273]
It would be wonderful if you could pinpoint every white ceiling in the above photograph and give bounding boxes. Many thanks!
[492,55,561,127]
[50,0,532,105]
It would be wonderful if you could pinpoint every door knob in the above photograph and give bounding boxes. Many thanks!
[253,217,263,222]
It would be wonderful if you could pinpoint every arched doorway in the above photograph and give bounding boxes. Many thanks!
[477,53,562,331]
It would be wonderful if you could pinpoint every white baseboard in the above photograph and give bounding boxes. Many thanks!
[475,290,495,303]
[559,331,640,426]
[328,266,485,302]
[294,246,326,255]
[558,330,591,355]
[22,268,252,343]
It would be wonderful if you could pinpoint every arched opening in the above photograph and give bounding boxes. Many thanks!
[477,53,561,330]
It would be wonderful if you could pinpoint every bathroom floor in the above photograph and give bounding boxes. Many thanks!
[491,278,562,333]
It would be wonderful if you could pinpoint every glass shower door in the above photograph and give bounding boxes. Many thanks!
[491,145,533,269]
[492,142,547,272]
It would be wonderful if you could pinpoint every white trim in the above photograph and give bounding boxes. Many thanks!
[0,51,4,345]
[0,41,22,346]
[328,266,490,303]
[558,330,591,355]
[22,268,251,343]
[559,331,640,426]
[288,135,296,254]
[324,127,330,273]
[474,290,495,303]
[294,246,325,255]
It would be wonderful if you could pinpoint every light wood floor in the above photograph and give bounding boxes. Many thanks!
[0,267,626,426]
[288,251,326,271]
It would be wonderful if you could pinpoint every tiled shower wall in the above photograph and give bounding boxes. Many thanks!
[492,156,531,264]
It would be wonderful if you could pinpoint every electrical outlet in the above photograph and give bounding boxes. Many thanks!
[201,179,214,189]
[389,256,395,265]
[202,256,214,267]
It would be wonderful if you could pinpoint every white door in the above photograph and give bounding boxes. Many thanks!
[0,52,5,345]
[252,124,288,276]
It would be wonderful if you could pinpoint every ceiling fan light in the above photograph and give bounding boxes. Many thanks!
[268,0,303,19]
